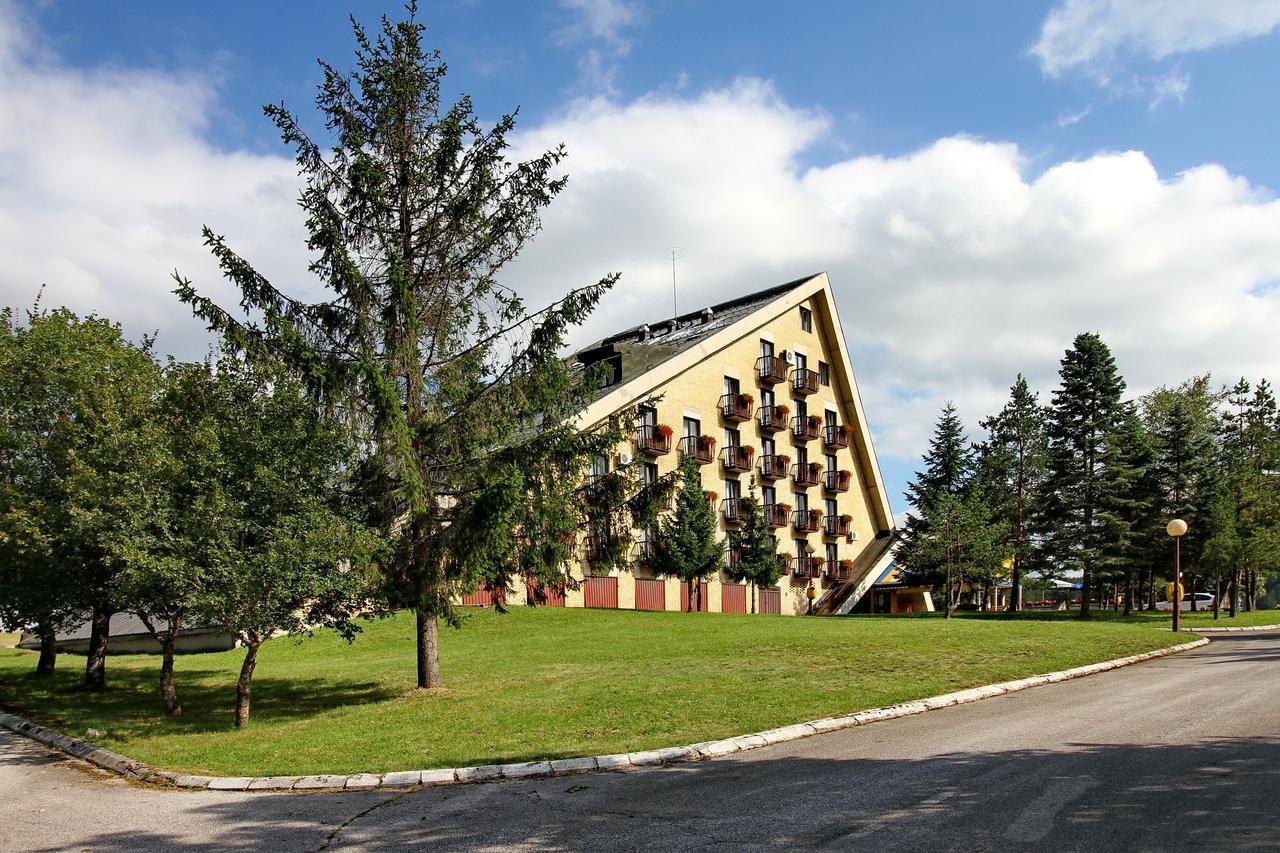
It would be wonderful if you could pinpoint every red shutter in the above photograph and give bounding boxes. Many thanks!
[584,576,619,609]
[635,578,666,611]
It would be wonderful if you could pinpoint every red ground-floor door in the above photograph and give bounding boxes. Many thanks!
[758,588,781,615]
[584,576,619,609]
[680,581,710,612]
[461,583,507,607]
[721,583,748,613]
[526,579,566,606]
[635,578,666,611]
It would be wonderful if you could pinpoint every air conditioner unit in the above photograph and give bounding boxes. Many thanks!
[782,350,795,364]
[848,531,859,541]
[616,450,634,466]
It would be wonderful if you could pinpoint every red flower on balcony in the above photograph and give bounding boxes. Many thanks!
[657,423,673,437]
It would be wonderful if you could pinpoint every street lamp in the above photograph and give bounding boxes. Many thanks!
[1167,518,1188,633]
[804,542,817,614]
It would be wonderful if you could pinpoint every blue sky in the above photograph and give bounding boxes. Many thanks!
[6,1,1280,516]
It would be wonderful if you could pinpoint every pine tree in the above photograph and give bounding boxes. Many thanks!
[651,458,724,611]
[1096,403,1159,614]
[897,402,974,592]
[727,476,780,613]
[1037,332,1126,619]
[976,375,1048,611]
[175,9,640,688]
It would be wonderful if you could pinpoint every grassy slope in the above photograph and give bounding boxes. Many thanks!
[0,608,1188,777]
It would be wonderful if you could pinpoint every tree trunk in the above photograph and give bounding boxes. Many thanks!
[84,603,111,690]
[1010,553,1022,612]
[235,638,260,728]
[750,582,756,615]
[416,607,442,689]
[1122,571,1133,616]
[160,633,181,716]
[1228,571,1238,618]
[687,578,695,613]
[36,623,57,676]
[1079,564,1092,619]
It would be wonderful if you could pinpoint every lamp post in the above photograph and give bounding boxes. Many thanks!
[805,542,817,615]
[1167,519,1188,633]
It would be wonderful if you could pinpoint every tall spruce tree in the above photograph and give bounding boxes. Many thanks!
[1037,333,1126,619]
[651,458,723,611]
[176,9,641,689]
[727,476,780,614]
[976,375,1047,611]
[897,402,974,595]
[1097,403,1159,614]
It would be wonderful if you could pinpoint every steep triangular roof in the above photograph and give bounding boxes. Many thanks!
[576,272,896,532]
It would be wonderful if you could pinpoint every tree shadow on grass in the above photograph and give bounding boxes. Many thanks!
[0,663,399,740]
[41,737,1280,852]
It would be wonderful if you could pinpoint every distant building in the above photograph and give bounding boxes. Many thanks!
[18,614,235,655]
[459,272,898,615]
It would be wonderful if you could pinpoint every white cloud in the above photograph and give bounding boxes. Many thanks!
[5,11,1280,509]
[1031,0,1280,81]
[554,0,643,95]
[1056,105,1093,127]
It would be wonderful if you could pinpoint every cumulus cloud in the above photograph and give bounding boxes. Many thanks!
[0,5,306,355]
[1031,0,1280,81]
[5,10,1280,508]
[554,0,643,94]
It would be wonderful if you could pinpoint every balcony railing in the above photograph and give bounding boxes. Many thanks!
[764,503,789,528]
[758,405,789,432]
[779,556,794,577]
[793,555,821,578]
[792,368,819,395]
[637,424,673,456]
[721,498,744,525]
[824,469,852,493]
[834,560,855,581]
[791,416,821,442]
[792,463,822,487]
[825,515,852,538]
[721,445,754,473]
[759,454,789,480]
[792,510,823,533]
[727,549,741,572]
[756,355,788,384]
[680,434,716,465]
[587,529,612,563]
[638,535,657,563]
[823,424,851,449]
[720,393,754,422]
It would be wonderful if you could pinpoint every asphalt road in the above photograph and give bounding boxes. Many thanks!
[3,632,1279,852]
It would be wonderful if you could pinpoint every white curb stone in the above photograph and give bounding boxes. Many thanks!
[344,773,382,790]
[293,775,345,790]
[696,739,740,757]
[380,770,421,787]
[594,753,631,770]
[454,764,500,783]
[173,775,213,788]
[207,777,254,791]
[248,776,299,791]
[419,768,457,785]
[550,756,597,774]
[624,750,664,767]
[499,761,552,779]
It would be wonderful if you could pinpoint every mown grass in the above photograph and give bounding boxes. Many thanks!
[0,608,1190,777]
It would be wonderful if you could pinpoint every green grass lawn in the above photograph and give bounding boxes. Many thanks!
[0,608,1191,777]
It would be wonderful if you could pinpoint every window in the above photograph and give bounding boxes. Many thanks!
[818,361,829,386]
[825,497,837,519]
[761,388,775,408]
[800,307,812,332]
[725,427,740,448]
[643,462,658,487]
[825,409,837,428]
[762,485,776,505]
[796,400,808,420]
[596,354,622,388]
[795,492,808,513]
[825,453,837,472]
[724,375,740,396]
[797,447,808,467]
[794,351,808,371]
[590,454,609,482]
[760,338,774,358]
[762,437,775,456]
[826,542,839,565]
[639,406,657,428]
[725,479,741,501]
[683,417,700,438]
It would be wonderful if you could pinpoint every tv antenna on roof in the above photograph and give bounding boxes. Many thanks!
[662,247,686,318]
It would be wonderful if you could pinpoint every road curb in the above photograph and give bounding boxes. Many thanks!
[0,636,1208,793]
[1188,623,1280,633]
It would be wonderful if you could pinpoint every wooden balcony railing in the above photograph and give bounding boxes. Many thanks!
[792,368,819,395]
[721,498,744,525]
[793,555,820,578]
[721,445,754,473]
[756,355,788,384]
[824,469,852,493]
[792,463,822,487]
[758,405,789,432]
[720,393,754,422]
[679,434,716,464]
[825,515,852,538]
[759,454,789,480]
[792,509,823,533]
[587,529,612,563]
[823,424,851,449]
[792,415,821,442]
[764,503,789,528]
[637,424,673,456]
[834,559,855,581]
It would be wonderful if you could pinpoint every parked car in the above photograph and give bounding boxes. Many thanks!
[1155,592,1216,611]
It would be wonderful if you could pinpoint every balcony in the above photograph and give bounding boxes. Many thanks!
[792,509,823,534]
[759,454,789,480]
[792,368,819,395]
[680,434,716,465]
[764,503,790,528]
[721,497,745,525]
[586,529,612,563]
[791,415,821,442]
[637,424,673,456]
[637,535,657,563]
[721,444,754,473]
[758,405,790,432]
[792,462,822,488]
[720,393,754,423]
[727,548,741,572]
[824,469,852,493]
[823,424,851,449]
[756,355,788,384]
[793,555,821,578]
[779,555,794,577]
[825,515,853,538]
[834,559,855,581]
